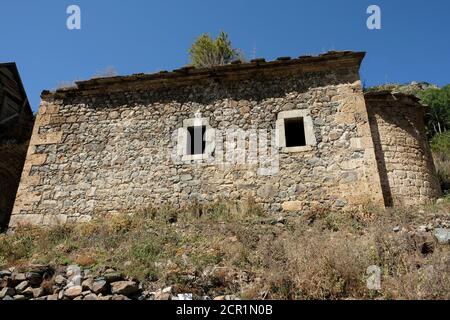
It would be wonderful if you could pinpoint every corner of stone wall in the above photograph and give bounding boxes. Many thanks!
[9,98,65,229]
[336,80,386,208]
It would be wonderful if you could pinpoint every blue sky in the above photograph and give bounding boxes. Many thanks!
[1,0,449,112]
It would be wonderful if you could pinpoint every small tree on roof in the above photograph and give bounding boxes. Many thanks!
[189,31,242,68]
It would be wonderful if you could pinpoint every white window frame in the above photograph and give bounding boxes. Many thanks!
[276,110,317,153]
[178,117,215,161]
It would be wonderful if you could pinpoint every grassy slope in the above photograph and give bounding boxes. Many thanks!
[1,200,450,300]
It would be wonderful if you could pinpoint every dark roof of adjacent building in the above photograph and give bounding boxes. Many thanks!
[0,63,32,115]
[0,63,34,141]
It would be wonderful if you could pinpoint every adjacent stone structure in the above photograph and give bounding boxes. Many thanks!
[9,51,441,228]
[366,91,441,207]
[0,63,34,230]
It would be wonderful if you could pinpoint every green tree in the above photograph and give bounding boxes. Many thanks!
[189,32,242,68]
[418,85,450,135]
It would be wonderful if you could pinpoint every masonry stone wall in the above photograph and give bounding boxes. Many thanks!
[9,52,438,228]
[366,92,441,206]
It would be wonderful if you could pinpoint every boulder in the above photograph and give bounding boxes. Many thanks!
[92,280,108,294]
[0,287,15,298]
[434,228,450,245]
[0,277,14,288]
[26,272,42,286]
[0,270,12,278]
[84,293,98,300]
[162,286,172,294]
[15,281,29,293]
[154,291,171,300]
[110,281,139,296]
[54,275,66,286]
[98,294,112,301]
[104,272,123,283]
[22,287,35,297]
[23,264,51,274]
[31,287,45,298]
[66,265,82,287]
[82,278,94,291]
[64,285,83,299]
[112,294,131,300]
[177,293,193,300]
[47,294,58,300]
[282,201,303,212]
[11,272,26,285]
[411,231,435,254]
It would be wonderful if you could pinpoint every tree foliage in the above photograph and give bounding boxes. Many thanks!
[430,131,450,154]
[189,32,242,68]
[418,85,450,135]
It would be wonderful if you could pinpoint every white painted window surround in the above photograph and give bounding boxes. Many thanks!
[276,110,317,153]
[177,117,215,161]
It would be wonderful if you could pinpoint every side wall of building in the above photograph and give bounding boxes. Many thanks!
[10,65,385,227]
[366,92,441,206]
[0,63,34,231]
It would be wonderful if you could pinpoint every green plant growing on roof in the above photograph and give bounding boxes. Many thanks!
[189,31,243,68]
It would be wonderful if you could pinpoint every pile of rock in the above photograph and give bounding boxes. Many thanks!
[392,221,450,254]
[0,265,240,301]
[0,265,133,300]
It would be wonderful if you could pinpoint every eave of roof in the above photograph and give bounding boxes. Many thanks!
[42,51,366,99]
[364,90,422,107]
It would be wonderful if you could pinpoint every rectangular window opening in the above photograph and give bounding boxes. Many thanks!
[284,117,306,147]
[187,126,206,155]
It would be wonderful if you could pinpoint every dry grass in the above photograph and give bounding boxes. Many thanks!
[1,199,450,300]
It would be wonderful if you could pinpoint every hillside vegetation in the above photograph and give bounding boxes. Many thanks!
[1,200,450,300]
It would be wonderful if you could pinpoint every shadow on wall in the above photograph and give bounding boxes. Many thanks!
[367,111,393,207]
[0,143,30,231]
[0,107,34,231]
[0,62,35,231]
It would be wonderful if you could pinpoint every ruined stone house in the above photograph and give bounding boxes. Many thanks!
[0,63,34,230]
[9,51,441,228]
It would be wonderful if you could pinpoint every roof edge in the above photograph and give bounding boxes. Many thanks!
[42,51,365,99]
[364,90,422,107]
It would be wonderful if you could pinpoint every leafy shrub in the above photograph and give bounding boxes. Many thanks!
[189,32,243,68]
[431,132,450,192]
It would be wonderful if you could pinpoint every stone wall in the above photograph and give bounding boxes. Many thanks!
[366,92,441,206]
[10,52,389,227]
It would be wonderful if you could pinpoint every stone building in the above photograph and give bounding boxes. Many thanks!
[0,63,34,230]
[9,51,441,228]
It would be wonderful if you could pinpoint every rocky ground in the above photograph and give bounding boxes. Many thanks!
[0,264,242,301]
[1,200,450,300]
[1,224,449,301]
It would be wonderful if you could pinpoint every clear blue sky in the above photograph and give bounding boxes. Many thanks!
[1,0,449,112]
